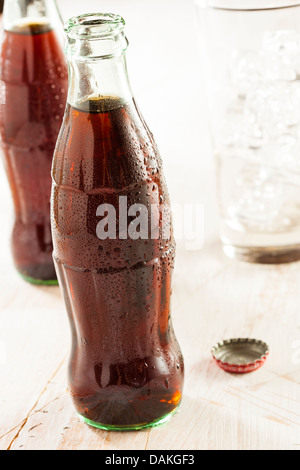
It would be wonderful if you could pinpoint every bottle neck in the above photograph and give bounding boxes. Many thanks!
[3,0,63,32]
[65,14,132,111]
[67,52,133,110]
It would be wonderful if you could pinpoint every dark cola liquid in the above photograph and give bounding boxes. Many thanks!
[0,22,68,282]
[51,97,184,428]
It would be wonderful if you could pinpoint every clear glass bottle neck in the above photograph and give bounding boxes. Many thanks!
[64,14,132,110]
[67,52,133,110]
[3,0,63,32]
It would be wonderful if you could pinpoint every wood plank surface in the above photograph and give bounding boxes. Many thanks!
[0,0,300,451]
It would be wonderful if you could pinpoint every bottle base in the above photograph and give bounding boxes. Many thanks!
[77,406,179,432]
[223,243,300,264]
[19,272,59,286]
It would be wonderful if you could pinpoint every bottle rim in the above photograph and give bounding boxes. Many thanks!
[65,13,125,40]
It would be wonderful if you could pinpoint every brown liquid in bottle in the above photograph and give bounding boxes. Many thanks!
[0,21,68,282]
[52,97,184,428]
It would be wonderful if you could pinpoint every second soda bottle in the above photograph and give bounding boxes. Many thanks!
[0,0,67,284]
[51,14,184,430]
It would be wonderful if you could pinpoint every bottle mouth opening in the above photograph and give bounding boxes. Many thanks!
[65,13,125,40]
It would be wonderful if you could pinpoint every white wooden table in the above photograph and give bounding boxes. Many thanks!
[1,0,300,451]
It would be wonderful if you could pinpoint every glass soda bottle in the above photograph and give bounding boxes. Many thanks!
[51,13,184,431]
[0,0,68,284]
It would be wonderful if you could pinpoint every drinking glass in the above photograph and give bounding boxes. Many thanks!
[196,0,300,263]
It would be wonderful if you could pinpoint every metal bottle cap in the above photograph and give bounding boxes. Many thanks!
[211,338,269,374]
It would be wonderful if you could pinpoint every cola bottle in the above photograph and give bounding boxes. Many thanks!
[0,0,68,284]
[51,13,184,430]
